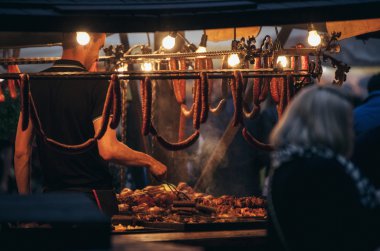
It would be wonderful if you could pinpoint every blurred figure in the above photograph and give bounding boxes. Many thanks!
[267,85,379,251]
[354,73,380,136]
[351,124,380,189]
[351,73,380,189]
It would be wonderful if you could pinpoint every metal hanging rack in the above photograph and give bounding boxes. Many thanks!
[0,69,310,80]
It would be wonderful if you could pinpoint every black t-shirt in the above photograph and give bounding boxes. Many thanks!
[30,59,113,192]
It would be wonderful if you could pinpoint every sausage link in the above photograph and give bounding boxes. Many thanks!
[7,65,19,99]
[193,58,203,129]
[20,74,30,131]
[28,76,115,153]
[270,77,280,103]
[0,83,5,102]
[173,201,196,207]
[205,58,213,98]
[276,76,287,118]
[209,56,227,114]
[141,77,152,136]
[200,72,209,123]
[259,56,272,102]
[181,103,194,118]
[242,127,274,151]
[253,57,262,105]
[231,70,243,126]
[195,204,216,214]
[95,78,114,140]
[151,125,200,151]
[110,74,121,129]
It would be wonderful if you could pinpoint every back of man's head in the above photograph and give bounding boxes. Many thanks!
[367,73,380,93]
[62,32,104,50]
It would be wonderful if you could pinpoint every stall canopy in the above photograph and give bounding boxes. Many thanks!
[0,0,379,32]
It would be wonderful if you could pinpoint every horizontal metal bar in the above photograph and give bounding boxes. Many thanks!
[0,55,114,65]
[0,69,310,80]
[0,48,317,66]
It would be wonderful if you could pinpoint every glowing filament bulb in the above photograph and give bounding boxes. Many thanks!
[141,62,153,72]
[308,30,321,47]
[76,32,90,45]
[276,56,288,68]
[228,54,240,67]
[196,46,207,53]
[117,64,128,72]
[162,35,176,50]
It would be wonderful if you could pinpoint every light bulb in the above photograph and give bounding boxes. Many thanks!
[76,32,90,45]
[228,54,240,67]
[196,46,207,53]
[276,56,288,68]
[162,35,176,50]
[117,64,128,72]
[308,30,321,47]
[141,62,153,72]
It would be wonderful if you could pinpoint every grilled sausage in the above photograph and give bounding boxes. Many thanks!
[173,201,196,207]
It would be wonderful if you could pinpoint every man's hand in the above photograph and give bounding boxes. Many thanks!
[149,160,167,181]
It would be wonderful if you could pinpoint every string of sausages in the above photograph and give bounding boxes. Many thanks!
[141,76,200,151]
[230,68,274,152]
[20,74,121,153]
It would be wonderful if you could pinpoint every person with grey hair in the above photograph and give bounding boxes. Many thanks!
[266,85,379,251]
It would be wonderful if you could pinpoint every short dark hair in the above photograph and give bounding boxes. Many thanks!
[367,73,380,93]
[62,32,104,50]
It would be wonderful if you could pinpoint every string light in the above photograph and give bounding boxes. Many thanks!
[117,64,128,72]
[196,33,208,53]
[307,24,321,47]
[228,54,240,67]
[276,56,288,68]
[196,47,207,53]
[162,34,176,50]
[76,32,90,45]
[141,62,153,72]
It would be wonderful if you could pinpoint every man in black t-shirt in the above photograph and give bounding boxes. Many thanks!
[14,32,167,195]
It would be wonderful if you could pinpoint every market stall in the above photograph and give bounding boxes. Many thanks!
[0,1,379,251]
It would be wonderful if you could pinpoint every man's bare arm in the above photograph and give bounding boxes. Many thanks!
[14,113,34,194]
[94,119,167,180]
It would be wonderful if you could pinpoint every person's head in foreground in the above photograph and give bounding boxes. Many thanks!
[270,85,354,158]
